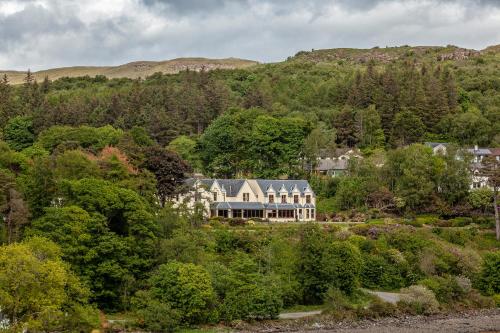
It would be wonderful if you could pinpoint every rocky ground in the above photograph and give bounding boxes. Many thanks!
[238,309,500,333]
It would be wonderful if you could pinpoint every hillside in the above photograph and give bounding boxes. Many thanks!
[0,57,258,84]
[290,44,498,64]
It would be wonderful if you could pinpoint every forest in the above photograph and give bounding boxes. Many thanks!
[0,45,499,331]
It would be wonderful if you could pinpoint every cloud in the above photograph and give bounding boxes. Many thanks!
[0,0,499,70]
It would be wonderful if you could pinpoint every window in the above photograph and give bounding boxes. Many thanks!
[473,182,482,189]
[306,195,311,204]
[298,209,302,216]
[243,193,250,202]
[281,195,287,203]
[306,209,310,219]
[269,195,274,203]
[232,209,242,218]
[243,209,264,218]
[294,195,299,204]
[311,209,315,220]
[217,210,228,218]
[213,192,218,201]
[268,210,277,218]
[278,210,294,218]
[195,192,201,202]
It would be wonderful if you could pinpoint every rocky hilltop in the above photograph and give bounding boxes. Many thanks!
[291,44,498,64]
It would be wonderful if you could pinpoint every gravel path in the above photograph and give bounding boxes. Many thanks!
[280,311,323,319]
[364,290,401,304]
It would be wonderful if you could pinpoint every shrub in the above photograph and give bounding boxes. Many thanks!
[360,253,406,290]
[228,218,246,226]
[398,285,440,315]
[132,291,181,333]
[221,283,283,321]
[476,251,500,296]
[149,262,217,324]
[419,275,466,303]
[449,217,473,227]
[324,288,354,312]
[432,228,474,246]
[322,241,363,295]
[360,296,399,318]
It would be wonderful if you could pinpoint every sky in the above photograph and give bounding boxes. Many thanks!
[0,0,499,70]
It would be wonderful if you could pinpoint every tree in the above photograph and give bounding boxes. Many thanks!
[167,135,201,171]
[391,111,425,146]
[480,156,500,240]
[385,144,439,211]
[148,261,217,324]
[143,146,191,206]
[298,225,363,304]
[4,116,35,151]
[449,110,492,146]
[354,105,385,149]
[303,123,336,167]
[435,146,471,205]
[0,237,98,331]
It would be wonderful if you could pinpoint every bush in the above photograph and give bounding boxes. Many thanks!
[476,251,500,296]
[360,253,407,290]
[432,228,474,246]
[149,262,217,324]
[221,283,283,321]
[228,218,246,226]
[449,217,473,227]
[360,296,399,318]
[132,291,181,333]
[324,288,354,312]
[398,285,440,315]
[322,241,363,295]
[419,275,467,303]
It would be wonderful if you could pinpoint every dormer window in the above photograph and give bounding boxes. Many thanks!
[294,195,299,204]
[281,195,287,203]
[306,195,311,204]
[213,192,218,201]
[269,194,274,203]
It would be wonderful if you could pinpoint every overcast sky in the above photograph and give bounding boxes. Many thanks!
[1,0,499,70]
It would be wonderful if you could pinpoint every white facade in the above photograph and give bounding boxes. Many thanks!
[173,179,316,222]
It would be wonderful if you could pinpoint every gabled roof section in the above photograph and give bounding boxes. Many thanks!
[215,179,246,197]
[256,179,313,197]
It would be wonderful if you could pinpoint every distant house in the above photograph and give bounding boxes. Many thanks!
[489,147,500,162]
[311,148,361,177]
[172,179,316,221]
[314,158,348,177]
[425,142,449,155]
[466,145,492,163]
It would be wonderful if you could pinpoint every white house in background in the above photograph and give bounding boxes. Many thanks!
[173,179,316,221]
[425,142,449,155]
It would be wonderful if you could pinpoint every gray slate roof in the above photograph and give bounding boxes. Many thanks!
[255,179,312,197]
[467,148,492,155]
[196,179,245,197]
[315,158,348,171]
